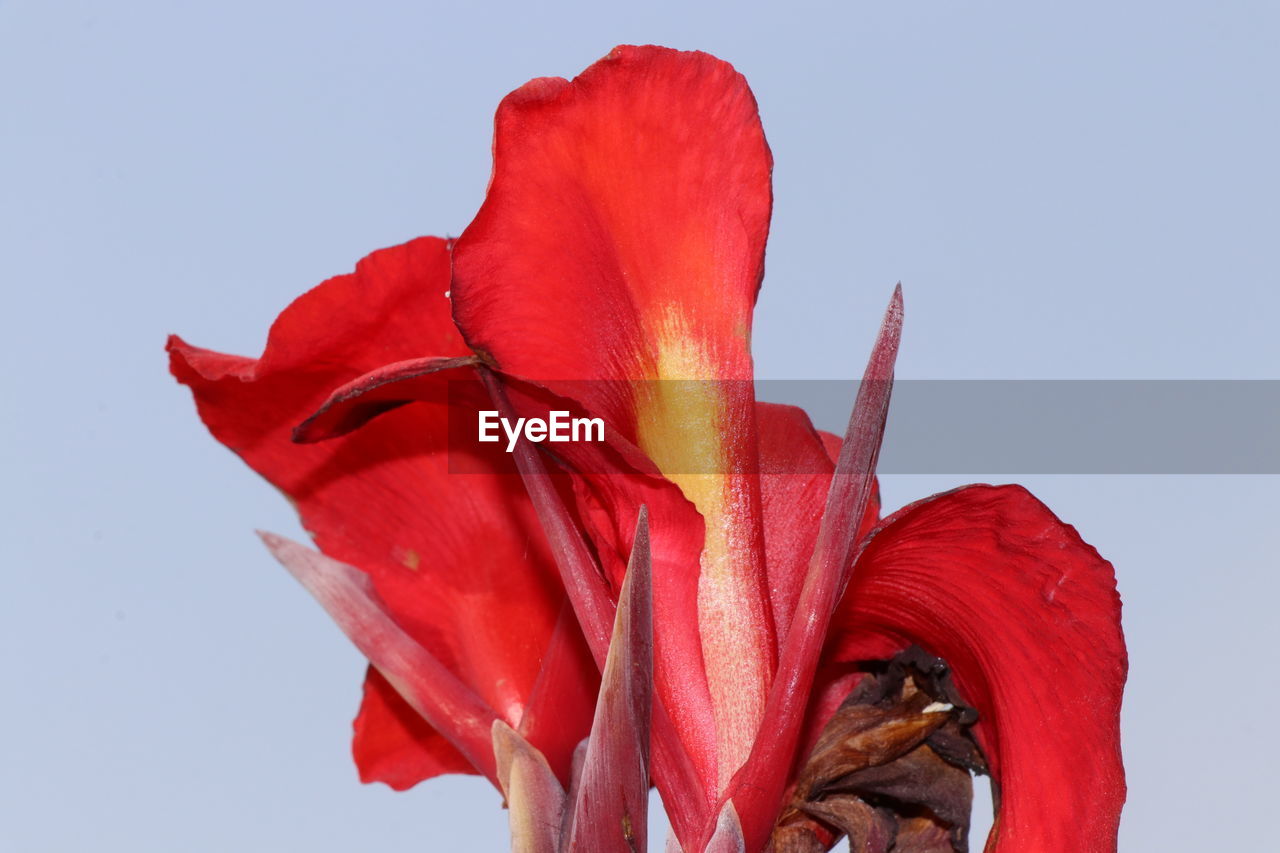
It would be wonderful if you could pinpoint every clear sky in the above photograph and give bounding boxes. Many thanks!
[2,1,1276,850]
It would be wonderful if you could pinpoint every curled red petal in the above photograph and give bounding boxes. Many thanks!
[756,406,883,646]
[832,484,1127,852]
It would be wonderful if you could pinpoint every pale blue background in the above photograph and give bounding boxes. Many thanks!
[2,1,1276,850]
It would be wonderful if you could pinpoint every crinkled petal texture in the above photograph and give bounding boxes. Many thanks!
[830,484,1127,853]
[453,42,781,791]
[167,237,596,787]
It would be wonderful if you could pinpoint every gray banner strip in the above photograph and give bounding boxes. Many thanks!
[761,380,1280,474]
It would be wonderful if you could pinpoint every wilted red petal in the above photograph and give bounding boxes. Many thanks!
[168,237,594,787]
[728,286,901,850]
[563,509,653,853]
[831,484,1127,852]
[453,44,777,783]
[353,666,474,789]
[261,532,499,783]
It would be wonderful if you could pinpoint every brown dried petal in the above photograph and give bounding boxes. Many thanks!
[770,824,828,853]
[799,798,896,853]
[774,647,986,853]
[893,816,958,853]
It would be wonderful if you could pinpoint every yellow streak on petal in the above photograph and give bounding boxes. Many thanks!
[633,308,770,790]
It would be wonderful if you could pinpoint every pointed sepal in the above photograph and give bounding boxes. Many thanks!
[562,508,654,852]
[258,532,499,784]
[727,285,902,848]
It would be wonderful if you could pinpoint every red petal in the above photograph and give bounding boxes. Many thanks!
[453,43,778,790]
[755,403,837,643]
[563,509,653,853]
[832,484,1127,852]
[353,666,475,790]
[168,237,595,787]
[516,602,601,786]
[452,44,771,400]
[753,405,884,646]
[728,287,901,849]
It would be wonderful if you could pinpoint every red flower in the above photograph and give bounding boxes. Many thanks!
[170,45,1125,853]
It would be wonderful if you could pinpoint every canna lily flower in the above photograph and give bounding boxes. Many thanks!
[170,45,1126,853]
